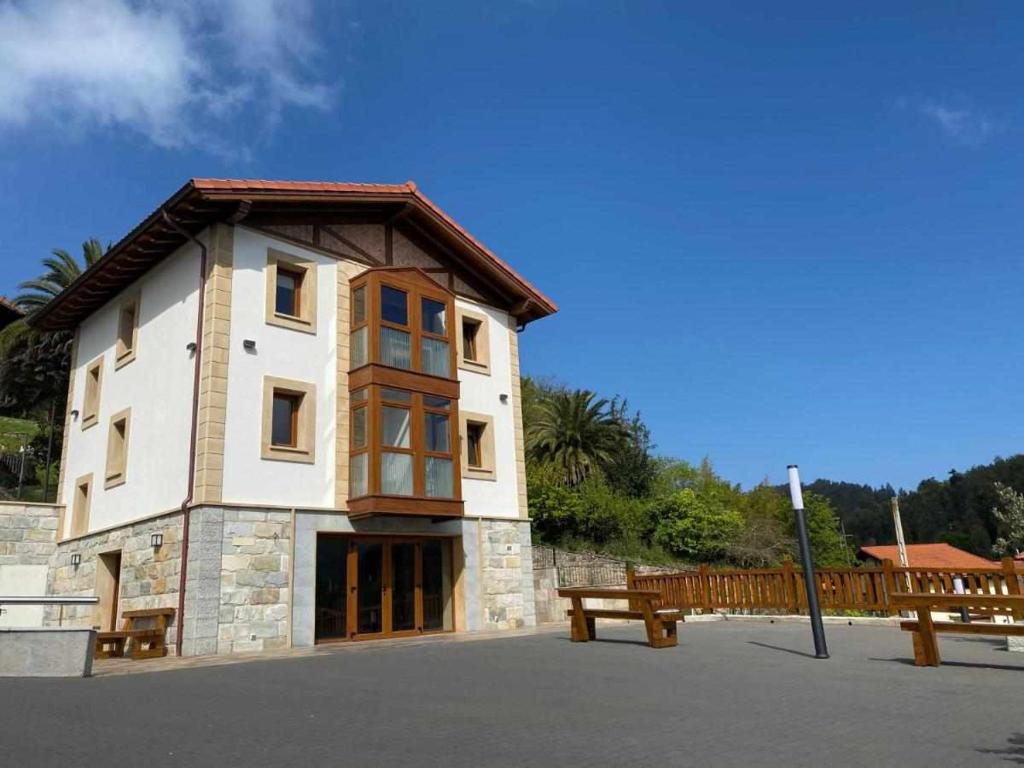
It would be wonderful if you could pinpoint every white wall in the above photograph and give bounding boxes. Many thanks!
[61,243,201,535]
[456,298,522,520]
[221,226,337,508]
[0,565,48,627]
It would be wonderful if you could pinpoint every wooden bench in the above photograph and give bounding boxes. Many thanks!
[558,587,682,649]
[95,607,176,660]
[891,592,1024,667]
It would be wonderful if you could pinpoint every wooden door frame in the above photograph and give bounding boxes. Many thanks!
[313,532,455,644]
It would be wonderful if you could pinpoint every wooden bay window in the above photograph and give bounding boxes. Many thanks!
[347,268,462,519]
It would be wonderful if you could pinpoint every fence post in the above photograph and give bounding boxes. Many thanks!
[698,564,712,614]
[782,560,797,613]
[882,558,899,615]
[1002,557,1023,621]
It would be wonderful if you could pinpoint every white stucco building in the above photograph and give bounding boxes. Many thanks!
[31,179,556,655]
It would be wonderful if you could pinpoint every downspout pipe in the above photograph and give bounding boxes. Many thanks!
[162,210,207,657]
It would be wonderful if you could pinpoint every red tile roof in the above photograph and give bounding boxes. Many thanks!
[858,543,999,569]
[31,179,557,330]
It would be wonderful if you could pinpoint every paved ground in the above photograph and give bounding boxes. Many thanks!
[3,620,1023,767]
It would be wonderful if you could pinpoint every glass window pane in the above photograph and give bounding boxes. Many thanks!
[424,413,449,453]
[275,270,298,316]
[380,327,411,369]
[462,319,479,361]
[381,285,408,325]
[421,337,449,377]
[351,327,368,369]
[425,457,453,498]
[352,407,367,449]
[350,453,368,498]
[424,396,450,410]
[271,394,296,446]
[380,388,411,403]
[381,452,413,495]
[351,388,368,403]
[382,406,411,448]
[422,298,446,335]
[353,285,366,325]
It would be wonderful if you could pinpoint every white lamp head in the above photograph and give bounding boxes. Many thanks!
[787,464,804,510]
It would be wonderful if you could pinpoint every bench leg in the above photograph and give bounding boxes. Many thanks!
[569,597,590,642]
[650,620,678,649]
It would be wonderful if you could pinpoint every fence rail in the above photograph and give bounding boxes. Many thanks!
[629,558,1024,619]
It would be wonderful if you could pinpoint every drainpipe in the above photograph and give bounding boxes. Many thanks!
[161,210,207,657]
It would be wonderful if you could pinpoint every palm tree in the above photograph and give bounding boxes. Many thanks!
[526,389,627,486]
[14,239,103,313]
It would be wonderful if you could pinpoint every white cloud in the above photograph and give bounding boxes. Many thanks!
[920,102,996,147]
[0,0,334,155]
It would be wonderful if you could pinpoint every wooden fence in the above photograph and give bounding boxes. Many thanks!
[629,557,1024,618]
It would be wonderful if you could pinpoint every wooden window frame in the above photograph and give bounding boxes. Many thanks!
[456,308,490,375]
[348,385,462,506]
[81,356,103,430]
[261,376,316,464]
[461,411,496,481]
[104,407,131,489]
[71,473,93,538]
[349,269,457,381]
[266,248,318,334]
[114,293,140,370]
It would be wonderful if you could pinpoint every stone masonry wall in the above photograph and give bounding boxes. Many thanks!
[216,508,291,655]
[479,519,536,630]
[0,501,60,568]
[48,511,183,638]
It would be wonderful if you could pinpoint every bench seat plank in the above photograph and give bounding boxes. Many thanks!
[900,620,1024,636]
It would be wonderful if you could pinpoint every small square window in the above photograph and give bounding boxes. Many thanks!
[82,357,103,430]
[462,412,496,480]
[71,474,92,538]
[381,285,408,326]
[262,377,316,463]
[104,409,131,489]
[457,309,490,374]
[266,250,317,334]
[115,297,139,369]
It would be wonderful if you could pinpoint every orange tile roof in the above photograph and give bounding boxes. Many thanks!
[858,543,999,569]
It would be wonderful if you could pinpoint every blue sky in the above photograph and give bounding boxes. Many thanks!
[1,1,1020,490]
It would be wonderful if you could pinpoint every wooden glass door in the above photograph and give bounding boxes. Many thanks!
[315,535,452,643]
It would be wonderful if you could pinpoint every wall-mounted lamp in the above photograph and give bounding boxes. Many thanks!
[70,409,80,420]
[150,532,164,549]
[499,393,509,404]
[185,341,197,354]
[243,339,257,352]
[70,553,82,567]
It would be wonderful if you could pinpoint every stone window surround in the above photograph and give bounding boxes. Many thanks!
[81,356,103,430]
[104,407,131,489]
[461,411,496,481]
[456,307,490,375]
[71,473,93,538]
[114,291,140,370]
[265,248,318,335]
[261,375,317,464]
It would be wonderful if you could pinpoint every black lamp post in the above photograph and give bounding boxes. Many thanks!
[787,464,829,659]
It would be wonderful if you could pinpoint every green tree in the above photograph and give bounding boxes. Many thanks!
[730,484,794,567]
[652,487,744,562]
[527,389,627,486]
[776,492,849,567]
[991,482,1024,557]
[14,240,103,313]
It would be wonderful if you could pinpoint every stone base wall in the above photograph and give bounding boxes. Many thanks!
[181,506,291,656]
[0,502,61,627]
[478,519,536,631]
[48,512,183,639]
